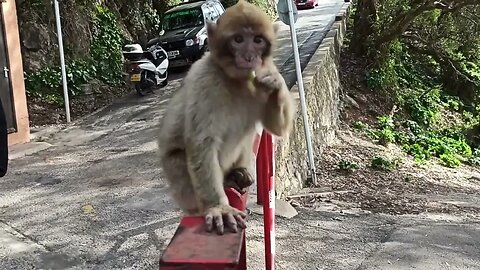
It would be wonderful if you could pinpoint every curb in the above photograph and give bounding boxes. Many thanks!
[274,2,351,198]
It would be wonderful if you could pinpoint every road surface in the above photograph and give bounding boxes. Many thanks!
[5,2,478,270]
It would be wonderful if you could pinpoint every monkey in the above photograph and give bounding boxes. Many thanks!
[157,0,296,235]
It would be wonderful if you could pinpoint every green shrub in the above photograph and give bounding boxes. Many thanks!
[440,153,462,168]
[371,156,401,171]
[25,58,96,105]
[337,159,360,173]
[90,5,124,85]
[353,121,370,131]
[24,4,125,105]
[378,128,396,145]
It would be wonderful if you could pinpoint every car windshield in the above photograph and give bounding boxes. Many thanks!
[163,8,204,31]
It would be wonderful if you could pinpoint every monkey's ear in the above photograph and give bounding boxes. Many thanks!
[273,22,280,36]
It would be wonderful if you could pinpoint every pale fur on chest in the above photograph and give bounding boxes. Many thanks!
[199,79,259,171]
[182,56,262,171]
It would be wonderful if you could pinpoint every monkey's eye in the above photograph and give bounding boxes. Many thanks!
[253,35,264,44]
[233,35,244,43]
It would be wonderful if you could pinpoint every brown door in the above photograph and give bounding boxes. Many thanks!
[0,5,16,133]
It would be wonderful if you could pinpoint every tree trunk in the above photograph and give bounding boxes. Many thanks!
[351,0,377,56]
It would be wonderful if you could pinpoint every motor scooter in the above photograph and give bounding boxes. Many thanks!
[122,43,169,96]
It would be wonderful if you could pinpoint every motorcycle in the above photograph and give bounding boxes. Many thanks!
[122,42,169,96]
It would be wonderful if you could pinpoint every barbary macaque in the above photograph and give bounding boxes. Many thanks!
[157,0,296,234]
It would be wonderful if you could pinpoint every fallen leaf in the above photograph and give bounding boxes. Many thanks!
[82,204,95,214]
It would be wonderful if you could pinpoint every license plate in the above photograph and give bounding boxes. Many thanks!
[298,2,305,4]
[167,50,180,59]
[131,73,141,82]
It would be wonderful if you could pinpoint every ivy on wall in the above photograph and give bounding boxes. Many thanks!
[24,5,125,105]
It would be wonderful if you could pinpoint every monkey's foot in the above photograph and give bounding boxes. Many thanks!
[204,205,247,235]
[225,168,254,194]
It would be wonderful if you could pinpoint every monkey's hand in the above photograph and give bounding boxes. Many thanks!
[253,69,284,95]
[205,204,247,235]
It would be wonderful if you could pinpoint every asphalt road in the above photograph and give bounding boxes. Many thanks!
[3,1,479,270]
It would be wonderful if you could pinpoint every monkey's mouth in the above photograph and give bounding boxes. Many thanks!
[235,56,262,70]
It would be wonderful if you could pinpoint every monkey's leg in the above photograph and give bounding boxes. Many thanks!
[224,168,254,194]
[224,137,255,194]
[161,149,200,215]
[186,137,247,235]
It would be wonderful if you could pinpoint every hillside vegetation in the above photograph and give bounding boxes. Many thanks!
[296,0,480,218]
[18,0,277,126]
[342,0,480,169]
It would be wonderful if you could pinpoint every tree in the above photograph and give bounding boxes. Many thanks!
[352,0,480,64]
[351,0,377,55]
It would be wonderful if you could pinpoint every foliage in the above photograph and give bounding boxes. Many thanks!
[90,5,124,85]
[467,149,480,166]
[219,0,277,19]
[353,121,369,130]
[353,121,379,139]
[349,0,480,168]
[24,4,125,105]
[143,3,163,33]
[402,131,471,167]
[371,156,401,171]
[354,89,477,168]
[25,58,96,105]
[248,0,278,20]
[353,0,480,97]
[337,159,360,173]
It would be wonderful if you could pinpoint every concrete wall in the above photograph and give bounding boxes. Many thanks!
[3,0,30,145]
[275,4,350,198]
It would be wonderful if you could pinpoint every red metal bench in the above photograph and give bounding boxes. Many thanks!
[159,127,274,270]
[159,188,248,270]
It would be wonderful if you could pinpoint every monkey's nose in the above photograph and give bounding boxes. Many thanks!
[245,55,254,62]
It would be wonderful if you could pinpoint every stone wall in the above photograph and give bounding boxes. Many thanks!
[275,3,350,198]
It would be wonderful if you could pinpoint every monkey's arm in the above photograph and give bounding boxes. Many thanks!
[184,109,247,234]
[256,68,296,137]
[185,137,229,209]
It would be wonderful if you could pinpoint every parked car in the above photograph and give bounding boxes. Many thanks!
[147,0,225,69]
[295,0,318,9]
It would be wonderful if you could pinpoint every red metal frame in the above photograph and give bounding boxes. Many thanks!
[160,188,248,270]
[257,131,275,270]
[159,129,276,270]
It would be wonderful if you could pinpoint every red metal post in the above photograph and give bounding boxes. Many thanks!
[261,132,275,270]
[256,136,266,205]
[254,128,264,205]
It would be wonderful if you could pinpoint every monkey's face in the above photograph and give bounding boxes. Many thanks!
[226,28,270,77]
[207,0,278,80]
